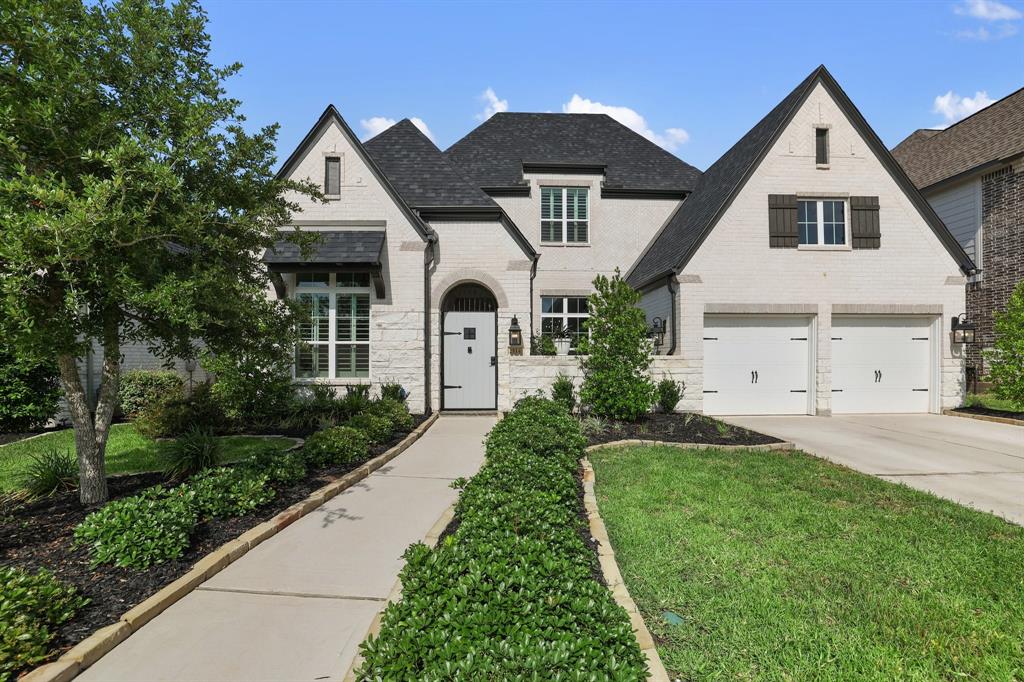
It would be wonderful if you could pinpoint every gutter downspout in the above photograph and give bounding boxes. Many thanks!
[667,273,678,356]
[423,234,438,416]
[528,255,539,342]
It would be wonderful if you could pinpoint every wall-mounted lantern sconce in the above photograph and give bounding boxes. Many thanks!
[508,315,523,356]
[951,313,976,345]
[649,317,667,350]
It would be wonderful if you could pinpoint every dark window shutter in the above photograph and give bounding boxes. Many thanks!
[768,194,798,248]
[850,196,880,249]
[325,157,341,195]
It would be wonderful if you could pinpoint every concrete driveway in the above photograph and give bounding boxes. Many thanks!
[727,414,1024,525]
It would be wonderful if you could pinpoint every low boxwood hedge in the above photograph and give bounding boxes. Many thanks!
[357,397,647,681]
[302,425,370,467]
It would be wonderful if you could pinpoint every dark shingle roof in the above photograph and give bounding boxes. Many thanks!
[263,231,385,268]
[443,113,702,193]
[627,65,976,289]
[892,88,1024,190]
[364,120,497,209]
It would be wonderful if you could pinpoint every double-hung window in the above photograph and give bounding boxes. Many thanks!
[541,295,589,348]
[294,272,371,379]
[798,199,846,246]
[541,187,588,243]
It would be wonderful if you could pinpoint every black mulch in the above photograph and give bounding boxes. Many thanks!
[585,412,781,447]
[0,425,69,447]
[953,405,1024,422]
[0,415,427,670]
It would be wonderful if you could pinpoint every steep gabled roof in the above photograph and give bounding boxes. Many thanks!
[363,119,497,209]
[444,113,702,194]
[275,105,432,241]
[627,65,975,289]
[892,87,1024,190]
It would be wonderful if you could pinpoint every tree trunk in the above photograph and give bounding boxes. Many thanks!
[57,318,121,505]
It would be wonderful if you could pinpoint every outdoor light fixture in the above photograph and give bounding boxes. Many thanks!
[951,314,976,345]
[508,315,523,355]
[650,317,667,350]
[184,357,197,392]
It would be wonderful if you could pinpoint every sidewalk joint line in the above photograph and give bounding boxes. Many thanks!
[196,586,387,602]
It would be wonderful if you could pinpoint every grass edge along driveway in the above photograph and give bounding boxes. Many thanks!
[0,424,295,493]
[591,445,1024,681]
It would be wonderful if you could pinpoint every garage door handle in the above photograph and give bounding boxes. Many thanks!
[911,388,928,392]
[442,384,462,390]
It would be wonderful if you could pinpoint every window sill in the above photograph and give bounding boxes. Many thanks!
[293,377,371,384]
[324,194,342,201]
[797,244,851,251]
[539,242,591,248]
[815,164,830,170]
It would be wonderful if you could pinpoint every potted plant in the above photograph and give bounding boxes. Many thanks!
[550,325,573,356]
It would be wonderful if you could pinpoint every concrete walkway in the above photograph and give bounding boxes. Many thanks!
[79,414,495,682]
[727,414,1024,524]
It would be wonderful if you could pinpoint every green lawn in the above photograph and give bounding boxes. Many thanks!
[591,446,1024,681]
[965,392,1024,414]
[0,424,295,493]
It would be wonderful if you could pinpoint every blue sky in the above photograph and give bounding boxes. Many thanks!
[204,0,1023,171]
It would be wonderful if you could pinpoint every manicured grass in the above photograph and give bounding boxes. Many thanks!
[965,392,1024,413]
[591,445,1024,681]
[0,424,295,493]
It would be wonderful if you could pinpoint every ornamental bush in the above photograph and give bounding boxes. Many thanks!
[118,369,184,419]
[366,397,414,433]
[0,346,60,433]
[134,382,224,438]
[240,445,307,484]
[162,426,220,480]
[203,350,294,426]
[188,467,274,519]
[550,373,577,414]
[577,270,656,421]
[357,398,647,681]
[347,412,393,444]
[657,378,684,413]
[302,425,370,467]
[984,279,1024,406]
[0,567,88,679]
[74,486,198,569]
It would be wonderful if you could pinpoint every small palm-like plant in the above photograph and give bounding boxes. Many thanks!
[163,426,220,481]
[19,448,78,498]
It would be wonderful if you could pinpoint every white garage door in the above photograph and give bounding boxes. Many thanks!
[703,315,812,415]
[831,317,932,414]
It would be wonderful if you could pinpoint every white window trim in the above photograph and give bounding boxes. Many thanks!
[292,273,372,383]
[540,295,591,349]
[797,198,851,251]
[540,187,590,245]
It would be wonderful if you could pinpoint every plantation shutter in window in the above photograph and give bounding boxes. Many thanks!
[325,157,341,195]
[541,187,563,242]
[768,194,798,248]
[850,196,880,249]
[566,188,588,242]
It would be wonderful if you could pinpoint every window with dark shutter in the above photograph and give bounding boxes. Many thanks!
[768,194,799,248]
[325,157,341,195]
[850,196,880,249]
[815,128,829,165]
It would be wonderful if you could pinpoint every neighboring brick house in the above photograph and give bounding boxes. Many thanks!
[892,88,1024,381]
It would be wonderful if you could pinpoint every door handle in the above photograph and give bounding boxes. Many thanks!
[490,356,496,367]
[751,370,755,384]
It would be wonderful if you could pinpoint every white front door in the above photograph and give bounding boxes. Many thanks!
[703,315,812,415]
[442,311,497,410]
[831,317,932,413]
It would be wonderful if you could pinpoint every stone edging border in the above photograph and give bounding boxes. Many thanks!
[341,502,456,682]
[23,413,441,682]
[581,457,669,682]
[943,409,1024,427]
[586,438,794,452]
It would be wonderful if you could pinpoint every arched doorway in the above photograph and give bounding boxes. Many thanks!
[441,283,498,410]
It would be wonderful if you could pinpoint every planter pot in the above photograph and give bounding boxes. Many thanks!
[554,338,572,355]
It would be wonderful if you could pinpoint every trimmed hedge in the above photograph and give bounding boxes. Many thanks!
[357,397,647,680]
[303,425,370,467]
[118,369,184,419]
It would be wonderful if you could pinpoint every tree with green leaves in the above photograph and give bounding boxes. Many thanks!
[0,0,319,503]
[984,280,1024,406]
[577,269,656,421]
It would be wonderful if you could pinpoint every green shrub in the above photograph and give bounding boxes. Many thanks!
[984,279,1024,405]
[531,334,557,356]
[240,445,307,484]
[0,346,60,433]
[347,412,393,444]
[367,398,414,433]
[379,381,406,402]
[162,426,220,481]
[550,373,576,414]
[656,378,684,413]
[0,567,88,679]
[134,382,224,438]
[74,486,198,569]
[357,398,646,680]
[577,270,656,422]
[203,350,294,426]
[187,468,274,518]
[18,448,78,498]
[302,426,370,467]
[118,369,184,419]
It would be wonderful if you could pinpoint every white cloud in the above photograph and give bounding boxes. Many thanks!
[476,88,508,121]
[359,116,435,142]
[954,0,1022,20]
[561,95,690,151]
[955,22,1019,39]
[932,90,996,125]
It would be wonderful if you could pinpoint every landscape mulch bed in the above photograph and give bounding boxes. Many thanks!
[0,415,427,670]
[585,412,782,447]
[953,405,1024,422]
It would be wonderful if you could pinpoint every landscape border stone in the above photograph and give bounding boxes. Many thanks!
[943,409,1023,427]
[22,412,440,682]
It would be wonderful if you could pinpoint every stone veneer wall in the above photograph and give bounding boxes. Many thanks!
[966,165,1023,376]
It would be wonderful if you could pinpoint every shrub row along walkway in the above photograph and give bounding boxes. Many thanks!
[78,415,495,682]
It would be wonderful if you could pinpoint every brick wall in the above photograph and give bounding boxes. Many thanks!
[966,165,1023,376]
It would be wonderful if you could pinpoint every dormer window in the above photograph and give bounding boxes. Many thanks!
[325,156,341,196]
[815,128,829,166]
[541,187,589,244]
